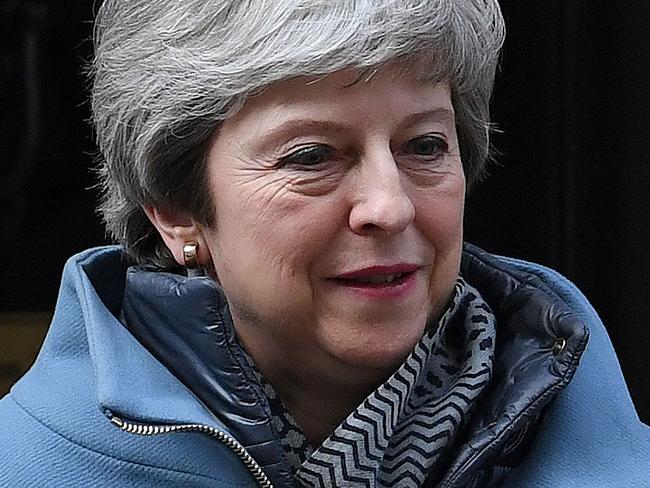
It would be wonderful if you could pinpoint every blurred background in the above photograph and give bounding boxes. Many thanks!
[1,1,649,422]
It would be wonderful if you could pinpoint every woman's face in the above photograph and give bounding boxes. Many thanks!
[202,67,465,377]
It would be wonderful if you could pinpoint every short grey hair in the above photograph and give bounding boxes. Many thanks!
[91,0,505,268]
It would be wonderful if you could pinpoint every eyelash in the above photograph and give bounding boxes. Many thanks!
[403,134,449,160]
[278,134,449,169]
[279,145,333,168]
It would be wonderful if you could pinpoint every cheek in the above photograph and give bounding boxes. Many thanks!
[416,180,465,314]
[207,198,346,337]
[416,179,465,249]
[208,184,343,294]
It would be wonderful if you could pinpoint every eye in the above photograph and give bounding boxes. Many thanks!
[280,144,333,168]
[405,135,448,159]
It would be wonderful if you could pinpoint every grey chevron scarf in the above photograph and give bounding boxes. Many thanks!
[253,277,497,488]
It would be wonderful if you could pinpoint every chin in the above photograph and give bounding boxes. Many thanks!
[329,330,424,373]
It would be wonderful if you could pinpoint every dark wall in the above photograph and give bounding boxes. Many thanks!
[467,1,650,423]
[0,0,106,309]
[1,1,648,422]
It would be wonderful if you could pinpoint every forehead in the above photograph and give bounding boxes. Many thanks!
[227,65,453,129]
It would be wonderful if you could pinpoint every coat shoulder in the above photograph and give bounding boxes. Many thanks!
[461,244,650,487]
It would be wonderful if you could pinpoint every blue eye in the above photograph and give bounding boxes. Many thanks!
[281,145,332,168]
[407,135,448,158]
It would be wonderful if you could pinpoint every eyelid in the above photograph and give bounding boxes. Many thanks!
[401,133,449,155]
[279,143,332,167]
[414,132,448,142]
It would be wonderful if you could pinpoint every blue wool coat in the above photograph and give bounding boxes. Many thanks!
[0,245,648,487]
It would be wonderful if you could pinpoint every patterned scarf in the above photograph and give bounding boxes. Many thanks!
[252,277,497,487]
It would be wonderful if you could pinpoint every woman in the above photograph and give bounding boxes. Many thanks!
[1,1,647,487]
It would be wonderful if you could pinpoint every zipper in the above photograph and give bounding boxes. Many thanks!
[109,414,274,488]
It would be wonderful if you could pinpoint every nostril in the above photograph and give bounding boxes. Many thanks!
[348,179,416,235]
[351,214,413,236]
[360,222,383,233]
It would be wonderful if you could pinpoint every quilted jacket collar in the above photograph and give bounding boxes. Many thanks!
[437,244,589,487]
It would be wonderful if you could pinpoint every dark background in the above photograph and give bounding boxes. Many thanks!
[1,1,649,422]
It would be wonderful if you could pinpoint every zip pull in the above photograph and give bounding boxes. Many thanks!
[108,413,274,488]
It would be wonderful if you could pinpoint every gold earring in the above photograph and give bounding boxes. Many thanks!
[183,242,199,269]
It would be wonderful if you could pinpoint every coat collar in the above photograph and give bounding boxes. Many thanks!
[76,247,223,428]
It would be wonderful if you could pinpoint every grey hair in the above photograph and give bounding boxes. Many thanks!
[91,0,505,268]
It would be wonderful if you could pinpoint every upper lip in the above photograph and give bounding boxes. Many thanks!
[333,264,420,280]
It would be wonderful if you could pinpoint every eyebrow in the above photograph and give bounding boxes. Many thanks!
[258,107,457,148]
[397,108,456,129]
[260,120,349,145]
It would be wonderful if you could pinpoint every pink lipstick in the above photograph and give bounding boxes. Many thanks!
[331,264,419,300]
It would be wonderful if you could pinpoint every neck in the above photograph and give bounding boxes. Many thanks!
[273,366,385,446]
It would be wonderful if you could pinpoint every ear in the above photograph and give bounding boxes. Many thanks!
[143,205,212,268]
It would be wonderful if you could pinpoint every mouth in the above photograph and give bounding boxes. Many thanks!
[330,264,420,299]
[333,271,414,286]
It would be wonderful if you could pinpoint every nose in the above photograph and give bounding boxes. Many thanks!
[348,152,416,236]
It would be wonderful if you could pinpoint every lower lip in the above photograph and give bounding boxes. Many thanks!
[330,271,418,300]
